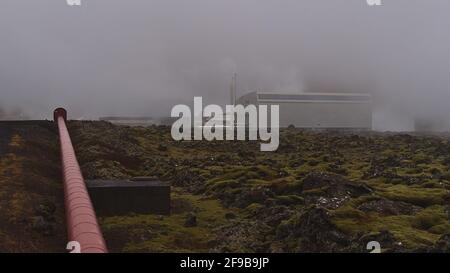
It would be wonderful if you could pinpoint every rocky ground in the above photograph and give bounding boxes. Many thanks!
[0,122,65,252]
[68,121,450,253]
[0,121,449,252]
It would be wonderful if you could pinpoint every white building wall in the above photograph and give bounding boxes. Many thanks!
[265,101,371,128]
[236,92,372,129]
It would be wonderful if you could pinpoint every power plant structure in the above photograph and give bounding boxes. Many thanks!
[235,91,372,129]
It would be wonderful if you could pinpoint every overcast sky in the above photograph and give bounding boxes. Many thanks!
[1,0,449,130]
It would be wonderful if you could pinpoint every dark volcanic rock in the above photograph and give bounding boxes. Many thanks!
[432,234,450,252]
[211,220,272,253]
[246,205,295,227]
[445,206,450,220]
[302,172,372,196]
[416,234,450,252]
[352,230,404,252]
[276,206,350,252]
[172,168,206,194]
[184,212,197,227]
[358,199,422,216]
[219,186,274,208]
[363,155,404,179]
[224,212,237,220]
[301,172,373,209]
[31,216,55,236]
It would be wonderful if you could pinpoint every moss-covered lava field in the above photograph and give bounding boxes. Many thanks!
[0,121,449,252]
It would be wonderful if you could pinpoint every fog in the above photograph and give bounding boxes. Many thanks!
[1,0,449,130]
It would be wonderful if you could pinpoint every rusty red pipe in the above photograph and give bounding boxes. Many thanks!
[54,108,108,253]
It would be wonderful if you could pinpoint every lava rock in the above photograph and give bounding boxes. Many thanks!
[225,212,237,220]
[276,206,350,252]
[184,212,197,227]
[31,216,54,236]
[355,230,404,252]
[301,172,373,208]
[358,199,422,216]
[432,234,450,252]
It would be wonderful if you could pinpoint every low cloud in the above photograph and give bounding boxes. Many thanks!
[0,0,449,130]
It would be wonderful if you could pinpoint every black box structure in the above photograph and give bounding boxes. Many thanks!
[86,180,171,216]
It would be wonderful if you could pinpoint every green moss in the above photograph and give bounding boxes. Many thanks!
[100,190,243,252]
[206,179,240,191]
[331,204,447,249]
[62,123,450,252]
[429,223,450,234]
[333,214,440,249]
[331,206,367,220]
[245,202,265,212]
[275,195,305,206]
[269,179,303,195]
[302,186,329,196]
[411,205,449,232]
[412,153,433,165]
[376,184,448,207]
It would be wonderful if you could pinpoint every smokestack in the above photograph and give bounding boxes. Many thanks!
[230,73,237,106]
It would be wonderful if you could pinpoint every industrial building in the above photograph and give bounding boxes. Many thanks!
[99,116,176,126]
[235,92,372,129]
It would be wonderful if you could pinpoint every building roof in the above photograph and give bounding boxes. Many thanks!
[255,92,371,102]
